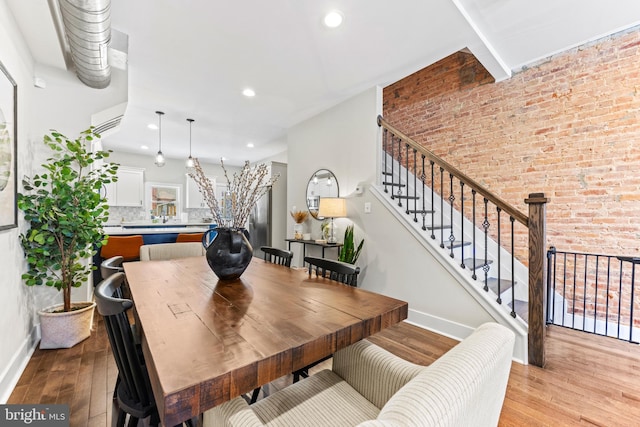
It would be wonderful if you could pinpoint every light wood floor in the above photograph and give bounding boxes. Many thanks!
[8,314,640,426]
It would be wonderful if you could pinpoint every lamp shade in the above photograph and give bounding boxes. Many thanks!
[318,197,347,218]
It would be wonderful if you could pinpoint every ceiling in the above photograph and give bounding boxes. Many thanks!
[7,0,640,165]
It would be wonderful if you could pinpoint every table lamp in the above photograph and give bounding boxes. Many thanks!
[318,197,347,244]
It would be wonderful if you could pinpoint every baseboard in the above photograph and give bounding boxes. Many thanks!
[0,325,40,403]
[406,308,527,364]
[406,308,475,342]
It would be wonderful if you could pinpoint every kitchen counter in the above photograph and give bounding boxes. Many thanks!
[103,226,212,235]
[106,221,215,228]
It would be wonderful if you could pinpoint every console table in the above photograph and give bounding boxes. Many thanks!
[285,238,343,261]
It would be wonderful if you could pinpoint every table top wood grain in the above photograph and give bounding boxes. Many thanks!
[123,256,408,426]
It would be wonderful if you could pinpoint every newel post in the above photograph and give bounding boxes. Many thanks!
[525,192,548,367]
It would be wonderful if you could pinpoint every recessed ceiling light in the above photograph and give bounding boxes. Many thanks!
[147,124,158,130]
[242,88,256,97]
[140,145,149,150]
[247,143,254,148]
[221,157,227,161]
[323,10,343,28]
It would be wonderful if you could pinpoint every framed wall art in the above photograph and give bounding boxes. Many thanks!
[0,61,17,231]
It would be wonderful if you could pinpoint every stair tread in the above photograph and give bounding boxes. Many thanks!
[426,224,452,230]
[484,277,514,294]
[509,299,529,321]
[463,258,493,270]
[446,240,471,249]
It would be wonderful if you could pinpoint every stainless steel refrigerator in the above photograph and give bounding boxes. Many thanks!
[248,188,271,258]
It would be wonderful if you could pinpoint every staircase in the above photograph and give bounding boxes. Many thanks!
[376,157,529,323]
[376,115,550,366]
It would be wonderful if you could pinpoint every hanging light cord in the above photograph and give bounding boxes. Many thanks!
[188,118,193,157]
[156,110,164,152]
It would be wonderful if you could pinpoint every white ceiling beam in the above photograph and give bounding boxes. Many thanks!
[451,0,512,82]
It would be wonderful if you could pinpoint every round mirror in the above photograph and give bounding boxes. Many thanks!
[306,169,339,220]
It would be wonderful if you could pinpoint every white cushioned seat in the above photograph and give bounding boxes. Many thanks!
[204,322,515,427]
[139,242,206,261]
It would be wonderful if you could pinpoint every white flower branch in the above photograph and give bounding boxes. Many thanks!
[189,158,279,228]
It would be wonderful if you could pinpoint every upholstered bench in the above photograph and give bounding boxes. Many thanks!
[139,242,206,261]
[204,322,515,427]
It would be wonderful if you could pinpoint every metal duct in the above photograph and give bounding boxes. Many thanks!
[58,0,111,89]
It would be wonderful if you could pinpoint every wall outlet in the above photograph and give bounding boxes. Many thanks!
[364,202,372,214]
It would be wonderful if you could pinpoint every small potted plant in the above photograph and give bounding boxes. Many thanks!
[290,210,308,239]
[18,128,119,348]
[338,225,364,264]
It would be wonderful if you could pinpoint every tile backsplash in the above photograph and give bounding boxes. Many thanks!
[107,206,213,224]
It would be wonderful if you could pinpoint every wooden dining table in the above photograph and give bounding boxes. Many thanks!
[123,256,408,426]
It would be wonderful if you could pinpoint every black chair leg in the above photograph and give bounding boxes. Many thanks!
[126,416,139,427]
[293,368,309,383]
[250,387,261,404]
[114,408,127,427]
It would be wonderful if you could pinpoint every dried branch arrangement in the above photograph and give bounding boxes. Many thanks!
[189,158,279,228]
[290,210,308,224]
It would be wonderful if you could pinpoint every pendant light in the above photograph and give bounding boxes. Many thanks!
[154,110,165,167]
[186,118,195,169]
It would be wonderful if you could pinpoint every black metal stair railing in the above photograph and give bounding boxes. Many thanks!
[379,116,530,320]
[547,247,640,343]
[378,115,550,367]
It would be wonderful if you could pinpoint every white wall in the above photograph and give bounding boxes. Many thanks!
[0,0,131,401]
[286,87,496,344]
[0,1,37,402]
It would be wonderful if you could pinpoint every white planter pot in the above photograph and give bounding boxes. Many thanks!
[38,301,96,349]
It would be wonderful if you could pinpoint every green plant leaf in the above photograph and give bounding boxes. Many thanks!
[338,225,364,264]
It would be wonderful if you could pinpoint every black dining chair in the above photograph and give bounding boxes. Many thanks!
[303,256,360,287]
[100,255,132,299]
[100,255,124,280]
[260,246,294,267]
[95,272,196,427]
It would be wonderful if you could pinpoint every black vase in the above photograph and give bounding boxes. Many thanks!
[202,227,253,281]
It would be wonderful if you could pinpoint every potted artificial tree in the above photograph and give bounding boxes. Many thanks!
[18,128,118,348]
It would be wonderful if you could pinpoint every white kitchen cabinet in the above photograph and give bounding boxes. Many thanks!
[105,167,145,207]
[185,174,215,209]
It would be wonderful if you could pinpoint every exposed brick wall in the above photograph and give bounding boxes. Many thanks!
[383,29,640,258]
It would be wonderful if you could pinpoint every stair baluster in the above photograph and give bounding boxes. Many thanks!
[510,217,516,318]
[413,148,418,222]
[383,129,389,194]
[460,181,465,269]
[482,198,490,292]
[440,167,444,248]
[448,174,455,258]
[430,161,435,238]
[396,138,402,206]
[405,143,409,212]
[472,189,477,280]
[497,207,502,304]
[421,154,427,231]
